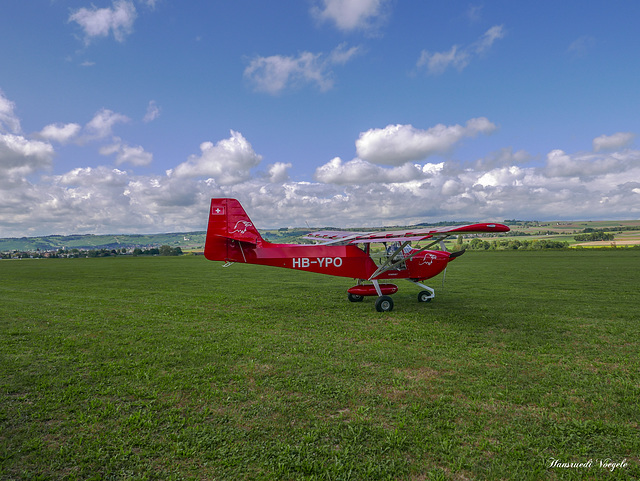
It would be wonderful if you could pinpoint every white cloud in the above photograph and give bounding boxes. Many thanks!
[328,43,362,65]
[593,132,635,152]
[267,162,292,183]
[39,123,82,144]
[143,100,160,123]
[0,89,21,134]
[172,130,262,184]
[543,148,636,178]
[140,0,158,10]
[476,25,505,54]
[40,110,130,145]
[417,25,505,75]
[0,91,55,189]
[69,0,137,44]
[475,166,525,188]
[312,0,389,31]
[314,157,430,184]
[470,147,531,170]
[417,46,470,75]
[100,138,153,166]
[244,44,360,94]
[55,166,129,188]
[356,117,497,165]
[2,119,640,237]
[84,108,130,140]
[0,133,54,178]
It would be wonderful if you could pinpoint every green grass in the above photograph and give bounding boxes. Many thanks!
[1,251,639,480]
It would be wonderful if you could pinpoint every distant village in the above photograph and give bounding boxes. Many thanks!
[1,245,186,260]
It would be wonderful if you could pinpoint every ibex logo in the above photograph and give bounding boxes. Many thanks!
[230,220,253,234]
[419,253,438,266]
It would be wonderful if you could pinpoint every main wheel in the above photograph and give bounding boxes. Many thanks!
[348,293,364,302]
[375,296,394,312]
[417,290,433,303]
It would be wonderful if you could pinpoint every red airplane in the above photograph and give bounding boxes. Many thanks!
[205,198,509,312]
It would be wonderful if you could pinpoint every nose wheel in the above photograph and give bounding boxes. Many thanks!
[410,280,434,302]
[418,290,433,302]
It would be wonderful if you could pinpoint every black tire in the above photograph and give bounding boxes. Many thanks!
[348,293,364,302]
[418,290,433,303]
[375,296,394,312]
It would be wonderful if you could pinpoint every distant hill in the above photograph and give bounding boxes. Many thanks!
[3,218,640,253]
[0,232,207,253]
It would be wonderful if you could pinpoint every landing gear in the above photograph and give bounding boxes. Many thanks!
[410,280,434,302]
[346,280,435,312]
[348,292,364,302]
[417,290,433,303]
[375,296,394,312]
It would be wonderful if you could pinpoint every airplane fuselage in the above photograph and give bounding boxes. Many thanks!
[216,238,452,281]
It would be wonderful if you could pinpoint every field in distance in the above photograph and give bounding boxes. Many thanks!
[0,219,640,252]
[2,252,639,479]
[2,219,640,253]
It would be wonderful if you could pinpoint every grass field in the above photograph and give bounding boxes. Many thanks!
[1,251,639,480]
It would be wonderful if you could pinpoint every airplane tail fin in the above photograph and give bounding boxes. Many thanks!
[204,198,264,261]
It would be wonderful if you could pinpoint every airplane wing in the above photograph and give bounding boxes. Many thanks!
[305,223,509,245]
[303,230,374,245]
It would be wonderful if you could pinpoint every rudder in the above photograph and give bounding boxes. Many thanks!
[204,198,263,261]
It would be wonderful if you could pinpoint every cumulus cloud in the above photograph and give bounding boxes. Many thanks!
[244,44,360,94]
[39,109,130,145]
[84,108,130,140]
[356,117,497,165]
[0,134,55,179]
[100,138,153,166]
[311,0,390,31]
[417,25,505,75]
[543,148,635,178]
[470,147,532,170]
[69,0,137,44]
[0,89,21,134]
[0,91,54,185]
[593,132,635,152]
[1,111,640,237]
[55,166,129,188]
[314,157,436,184]
[39,123,82,144]
[267,162,292,183]
[171,130,262,184]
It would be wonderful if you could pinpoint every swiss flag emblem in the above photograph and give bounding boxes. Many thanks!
[211,206,225,215]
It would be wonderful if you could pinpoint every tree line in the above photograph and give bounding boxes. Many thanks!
[1,245,183,259]
[573,229,615,242]
[460,238,569,250]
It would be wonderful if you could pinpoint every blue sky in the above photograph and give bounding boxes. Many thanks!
[1,0,639,236]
